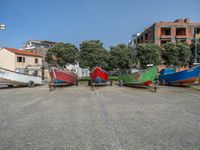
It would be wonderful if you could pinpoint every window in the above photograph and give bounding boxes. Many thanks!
[145,33,148,40]
[196,28,200,34]
[176,28,186,36]
[140,37,143,42]
[161,28,171,36]
[35,58,38,64]
[17,56,25,62]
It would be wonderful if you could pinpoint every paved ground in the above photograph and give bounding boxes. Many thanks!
[0,83,200,150]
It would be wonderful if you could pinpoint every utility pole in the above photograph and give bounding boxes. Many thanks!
[194,28,197,64]
[0,24,6,48]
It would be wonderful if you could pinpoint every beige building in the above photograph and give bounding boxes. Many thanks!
[0,47,42,75]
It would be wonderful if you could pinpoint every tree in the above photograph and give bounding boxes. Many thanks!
[176,42,191,66]
[162,42,179,66]
[109,44,132,71]
[79,40,109,70]
[46,42,78,67]
[162,42,191,67]
[136,43,161,68]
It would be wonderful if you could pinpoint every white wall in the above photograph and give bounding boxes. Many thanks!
[65,63,90,78]
[0,48,15,71]
[15,55,42,69]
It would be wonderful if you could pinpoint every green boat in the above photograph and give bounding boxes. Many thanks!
[118,66,158,87]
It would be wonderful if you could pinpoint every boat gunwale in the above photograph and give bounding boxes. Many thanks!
[160,66,200,76]
[50,67,77,77]
[122,66,157,75]
[0,67,42,78]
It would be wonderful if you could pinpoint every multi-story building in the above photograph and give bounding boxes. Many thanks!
[134,18,200,46]
[23,40,57,60]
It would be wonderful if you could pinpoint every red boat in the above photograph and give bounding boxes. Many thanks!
[90,67,109,84]
[49,67,78,85]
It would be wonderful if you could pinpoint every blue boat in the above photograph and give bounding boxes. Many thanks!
[159,66,200,85]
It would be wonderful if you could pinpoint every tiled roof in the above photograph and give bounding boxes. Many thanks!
[4,47,42,57]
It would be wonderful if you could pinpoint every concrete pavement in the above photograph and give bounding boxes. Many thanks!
[0,84,200,150]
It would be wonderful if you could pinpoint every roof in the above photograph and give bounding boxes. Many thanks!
[4,47,42,57]
[27,40,57,44]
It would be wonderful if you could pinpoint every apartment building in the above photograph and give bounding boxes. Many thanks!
[134,18,200,46]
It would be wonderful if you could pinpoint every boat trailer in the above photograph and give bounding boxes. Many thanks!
[88,80,113,91]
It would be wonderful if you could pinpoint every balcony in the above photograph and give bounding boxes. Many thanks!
[176,35,187,38]
[160,35,172,39]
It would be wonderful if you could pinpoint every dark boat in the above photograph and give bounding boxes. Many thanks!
[159,66,200,85]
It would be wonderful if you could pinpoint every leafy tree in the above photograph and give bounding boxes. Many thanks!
[162,42,179,66]
[46,42,78,67]
[136,43,161,68]
[176,42,191,66]
[162,42,191,67]
[109,44,132,71]
[79,40,109,70]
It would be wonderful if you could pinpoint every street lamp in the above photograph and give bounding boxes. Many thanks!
[0,24,6,30]
[194,28,199,65]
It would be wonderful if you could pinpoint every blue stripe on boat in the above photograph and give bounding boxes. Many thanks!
[53,79,66,84]
[92,77,107,84]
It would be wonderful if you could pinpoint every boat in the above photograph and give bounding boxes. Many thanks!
[159,66,200,85]
[49,66,78,85]
[89,67,109,85]
[0,67,42,87]
[118,66,158,87]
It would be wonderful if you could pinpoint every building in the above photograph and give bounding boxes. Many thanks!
[0,47,42,75]
[134,18,200,46]
[128,33,141,57]
[65,63,90,78]
[23,40,57,60]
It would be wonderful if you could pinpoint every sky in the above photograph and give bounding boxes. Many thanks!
[0,0,199,49]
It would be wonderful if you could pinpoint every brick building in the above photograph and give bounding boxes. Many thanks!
[134,18,200,46]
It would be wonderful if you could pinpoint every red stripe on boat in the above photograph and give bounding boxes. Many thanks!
[143,80,153,86]
[176,77,198,84]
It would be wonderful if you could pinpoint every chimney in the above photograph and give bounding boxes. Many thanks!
[184,18,190,24]
[175,19,183,23]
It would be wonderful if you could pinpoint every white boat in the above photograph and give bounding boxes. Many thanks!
[0,67,42,87]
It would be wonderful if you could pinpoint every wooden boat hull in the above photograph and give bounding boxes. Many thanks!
[49,67,78,85]
[159,66,200,85]
[118,66,158,86]
[90,67,109,84]
[0,67,42,86]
